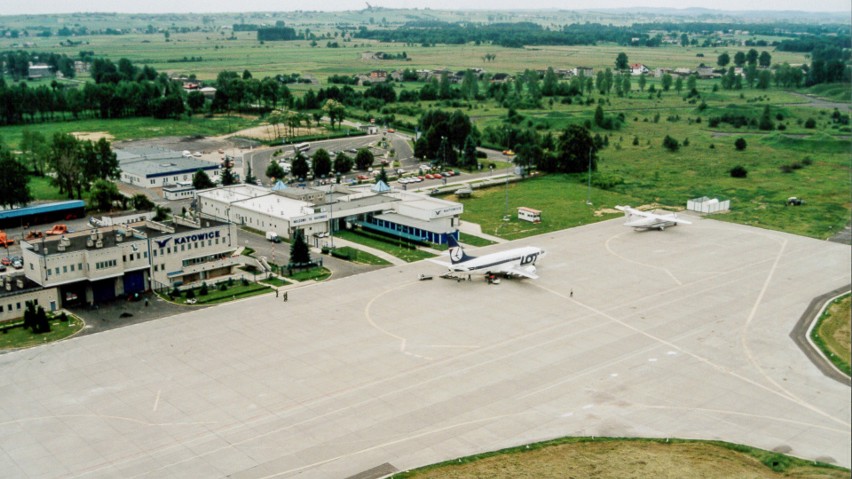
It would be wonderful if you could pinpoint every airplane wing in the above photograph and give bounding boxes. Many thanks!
[494,264,539,279]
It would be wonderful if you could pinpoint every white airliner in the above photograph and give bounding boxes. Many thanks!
[430,236,545,279]
[615,205,692,231]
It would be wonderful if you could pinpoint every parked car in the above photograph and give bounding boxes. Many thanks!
[12,260,22,269]
[0,264,6,272]
[1,257,10,266]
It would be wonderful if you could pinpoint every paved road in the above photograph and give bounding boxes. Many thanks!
[1,216,848,478]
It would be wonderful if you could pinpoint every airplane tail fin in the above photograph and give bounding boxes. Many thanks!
[447,235,475,265]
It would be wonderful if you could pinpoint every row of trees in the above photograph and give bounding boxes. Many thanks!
[0,131,120,209]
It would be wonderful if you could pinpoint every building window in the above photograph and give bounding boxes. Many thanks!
[144,252,148,258]
[79,263,83,270]
[63,266,67,273]
[55,267,60,275]
[70,264,75,272]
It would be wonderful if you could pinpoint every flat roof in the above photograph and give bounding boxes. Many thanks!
[25,219,231,255]
[117,147,219,178]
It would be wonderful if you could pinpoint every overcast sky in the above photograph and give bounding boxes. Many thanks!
[2,0,849,15]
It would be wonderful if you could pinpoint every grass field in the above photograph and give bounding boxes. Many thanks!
[812,294,852,376]
[0,115,262,150]
[335,229,436,262]
[0,313,84,350]
[390,437,849,479]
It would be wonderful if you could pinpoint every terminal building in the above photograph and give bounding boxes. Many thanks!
[197,183,463,246]
[20,217,239,306]
[116,146,221,189]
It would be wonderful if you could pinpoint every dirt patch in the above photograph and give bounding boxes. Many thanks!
[230,124,324,143]
[595,207,622,217]
[71,131,115,142]
[401,441,848,479]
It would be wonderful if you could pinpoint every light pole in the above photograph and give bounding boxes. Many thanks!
[586,147,593,206]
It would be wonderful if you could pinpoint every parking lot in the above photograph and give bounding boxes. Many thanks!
[0,216,849,478]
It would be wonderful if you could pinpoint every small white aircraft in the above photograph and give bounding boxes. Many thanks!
[430,236,545,279]
[615,205,692,231]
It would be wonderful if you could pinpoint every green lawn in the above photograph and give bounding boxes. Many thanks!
[334,229,436,262]
[329,246,392,265]
[0,313,84,350]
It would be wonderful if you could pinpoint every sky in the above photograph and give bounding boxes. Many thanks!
[2,0,849,15]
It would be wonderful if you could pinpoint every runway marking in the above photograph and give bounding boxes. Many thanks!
[363,280,479,356]
[117,313,603,479]
[253,412,530,479]
[0,414,213,428]
[604,231,683,285]
[626,403,849,435]
[153,389,161,412]
[531,270,851,430]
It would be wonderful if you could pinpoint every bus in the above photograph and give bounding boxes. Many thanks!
[294,142,310,152]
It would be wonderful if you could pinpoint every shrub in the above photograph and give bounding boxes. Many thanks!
[802,156,813,166]
[730,165,748,178]
[734,138,747,151]
[662,135,680,152]
[185,289,196,299]
[804,118,817,128]
[199,282,209,296]
[218,283,227,291]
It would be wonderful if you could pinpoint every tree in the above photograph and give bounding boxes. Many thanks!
[291,152,310,180]
[541,67,558,97]
[758,51,772,68]
[354,148,374,170]
[265,160,285,181]
[192,169,215,189]
[376,166,388,184]
[758,105,774,131]
[734,137,747,151]
[460,135,478,169]
[90,179,121,211]
[615,52,629,70]
[81,138,119,187]
[312,148,332,179]
[322,99,346,129]
[289,229,311,265]
[551,124,596,174]
[661,73,673,92]
[243,161,256,185]
[733,51,746,67]
[130,193,155,211]
[746,48,759,66]
[187,90,206,113]
[48,132,85,199]
[674,76,684,94]
[20,129,48,176]
[717,52,731,68]
[333,152,353,174]
[220,163,237,186]
[637,73,646,92]
[0,145,32,208]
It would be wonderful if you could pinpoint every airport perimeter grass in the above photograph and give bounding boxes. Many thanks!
[0,313,84,350]
[812,293,852,377]
[390,437,849,479]
[0,115,262,150]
